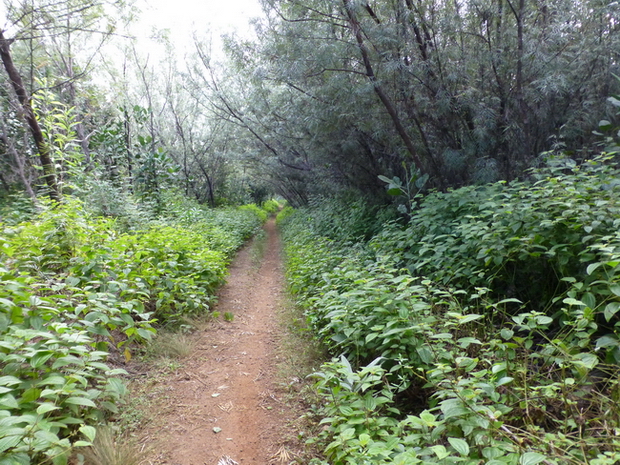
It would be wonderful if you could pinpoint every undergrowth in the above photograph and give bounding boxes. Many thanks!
[281,154,620,464]
[0,193,269,464]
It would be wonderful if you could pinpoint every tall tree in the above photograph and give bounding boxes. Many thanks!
[0,29,60,200]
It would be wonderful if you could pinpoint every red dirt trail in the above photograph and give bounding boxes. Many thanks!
[136,218,301,465]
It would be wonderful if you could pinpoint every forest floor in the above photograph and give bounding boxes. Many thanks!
[126,218,319,465]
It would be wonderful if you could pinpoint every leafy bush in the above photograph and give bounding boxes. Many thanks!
[238,203,268,223]
[0,196,263,462]
[372,155,620,310]
[302,196,399,242]
[261,199,280,215]
[275,206,295,225]
[282,161,620,464]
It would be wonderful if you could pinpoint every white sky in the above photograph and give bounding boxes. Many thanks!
[0,0,264,56]
[133,0,264,54]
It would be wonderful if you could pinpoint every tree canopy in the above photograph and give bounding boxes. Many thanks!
[0,0,619,206]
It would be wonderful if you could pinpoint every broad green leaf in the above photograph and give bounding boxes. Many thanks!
[20,387,41,403]
[34,429,60,444]
[573,353,598,369]
[519,452,547,465]
[610,284,620,297]
[599,120,613,131]
[457,314,483,325]
[457,337,481,348]
[440,398,468,419]
[448,437,470,456]
[604,302,620,322]
[37,376,66,387]
[73,440,92,447]
[0,298,16,309]
[535,315,553,325]
[496,377,514,386]
[563,297,585,306]
[0,434,22,453]
[79,425,97,442]
[359,433,370,446]
[64,397,97,408]
[582,292,597,309]
[416,346,433,364]
[419,411,436,425]
[483,447,504,459]
[0,395,19,409]
[596,335,619,349]
[0,377,20,387]
[52,450,69,465]
[431,445,449,459]
[37,403,60,415]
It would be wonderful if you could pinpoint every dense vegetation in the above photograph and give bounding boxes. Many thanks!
[1,0,620,463]
[0,193,265,464]
[280,154,620,465]
[1,0,619,205]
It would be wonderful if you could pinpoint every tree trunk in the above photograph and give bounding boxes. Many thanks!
[0,111,37,200]
[0,30,61,201]
[342,0,425,175]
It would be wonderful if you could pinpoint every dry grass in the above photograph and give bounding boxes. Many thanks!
[147,331,195,359]
[269,445,297,465]
[80,427,142,465]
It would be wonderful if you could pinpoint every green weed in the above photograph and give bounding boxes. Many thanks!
[0,195,265,462]
[282,158,620,464]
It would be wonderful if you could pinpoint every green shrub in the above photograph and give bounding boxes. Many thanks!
[282,162,620,464]
[0,195,261,462]
[238,203,268,223]
[275,206,295,225]
[372,155,620,312]
[262,199,280,215]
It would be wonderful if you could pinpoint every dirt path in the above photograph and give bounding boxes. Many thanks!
[138,218,299,465]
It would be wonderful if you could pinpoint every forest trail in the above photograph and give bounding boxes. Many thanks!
[136,218,301,465]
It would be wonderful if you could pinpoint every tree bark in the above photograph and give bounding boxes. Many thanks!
[0,29,60,201]
[342,0,425,174]
[0,111,37,200]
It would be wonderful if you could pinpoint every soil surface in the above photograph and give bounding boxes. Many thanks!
[136,219,304,465]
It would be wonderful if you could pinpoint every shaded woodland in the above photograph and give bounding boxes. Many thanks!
[0,0,618,207]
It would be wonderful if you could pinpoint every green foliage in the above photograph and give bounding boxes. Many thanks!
[282,161,620,464]
[261,199,280,215]
[275,206,295,226]
[238,203,268,223]
[218,0,620,202]
[33,82,85,192]
[0,193,37,226]
[372,154,620,317]
[595,76,620,155]
[0,194,262,462]
[300,196,399,243]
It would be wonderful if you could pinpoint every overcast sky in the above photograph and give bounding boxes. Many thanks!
[133,0,264,54]
[0,0,264,56]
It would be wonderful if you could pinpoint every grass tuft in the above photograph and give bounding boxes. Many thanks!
[80,427,142,465]
[147,331,195,359]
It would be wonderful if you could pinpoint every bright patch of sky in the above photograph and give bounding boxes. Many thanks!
[133,0,264,57]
